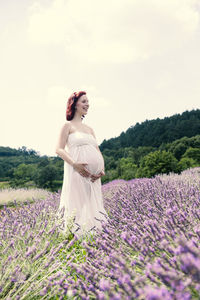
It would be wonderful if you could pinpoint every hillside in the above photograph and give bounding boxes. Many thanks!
[100,109,200,151]
[0,109,200,188]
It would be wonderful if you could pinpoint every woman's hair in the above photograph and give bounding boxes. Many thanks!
[66,91,86,121]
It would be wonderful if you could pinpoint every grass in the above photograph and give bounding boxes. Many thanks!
[0,187,51,210]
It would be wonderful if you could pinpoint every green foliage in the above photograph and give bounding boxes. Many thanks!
[125,146,156,165]
[161,135,200,160]
[182,147,200,163]
[10,163,38,188]
[117,157,137,180]
[137,150,178,178]
[100,109,200,150]
[103,154,117,169]
[1,109,200,189]
[35,165,58,191]
[177,157,197,173]
[0,181,10,189]
[101,168,118,184]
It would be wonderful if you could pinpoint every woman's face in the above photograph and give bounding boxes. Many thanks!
[76,95,89,116]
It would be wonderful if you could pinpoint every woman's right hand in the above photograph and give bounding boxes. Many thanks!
[73,162,91,178]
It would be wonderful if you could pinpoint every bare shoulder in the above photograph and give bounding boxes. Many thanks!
[85,124,97,139]
[59,121,71,134]
[56,121,71,151]
[64,121,71,129]
[84,124,94,134]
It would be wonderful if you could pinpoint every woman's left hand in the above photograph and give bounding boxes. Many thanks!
[90,170,105,182]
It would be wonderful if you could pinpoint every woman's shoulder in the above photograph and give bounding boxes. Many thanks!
[64,121,71,127]
[84,123,94,133]
[59,121,71,132]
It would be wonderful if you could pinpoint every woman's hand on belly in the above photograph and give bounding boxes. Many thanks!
[73,162,92,178]
[90,170,105,182]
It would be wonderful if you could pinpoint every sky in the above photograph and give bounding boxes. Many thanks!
[1,0,200,157]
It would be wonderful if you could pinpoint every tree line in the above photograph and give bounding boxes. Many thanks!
[0,109,199,191]
[100,109,200,150]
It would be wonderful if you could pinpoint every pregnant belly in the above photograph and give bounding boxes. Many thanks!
[76,145,104,175]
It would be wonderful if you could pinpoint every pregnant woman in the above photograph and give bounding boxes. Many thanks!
[55,91,108,237]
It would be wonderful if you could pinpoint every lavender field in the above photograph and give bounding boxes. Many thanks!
[0,167,200,299]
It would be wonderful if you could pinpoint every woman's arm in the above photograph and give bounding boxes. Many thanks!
[55,123,75,167]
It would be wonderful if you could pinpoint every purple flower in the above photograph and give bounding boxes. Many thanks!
[97,291,106,300]
[40,287,48,296]
[99,278,110,291]
[180,253,200,281]
[121,231,128,240]
[143,286,173,300]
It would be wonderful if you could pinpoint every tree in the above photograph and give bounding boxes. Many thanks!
[182,147,200,164]
[177,157,197,172]
[101,168,118,184]
[117,157,137,180]
[137,150,178,178]
[35,165,58,190]
[11,163,37,187]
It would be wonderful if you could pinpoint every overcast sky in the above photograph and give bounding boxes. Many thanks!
[1,0,200,157]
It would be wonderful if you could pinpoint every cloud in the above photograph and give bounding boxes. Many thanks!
[27,0,199,63]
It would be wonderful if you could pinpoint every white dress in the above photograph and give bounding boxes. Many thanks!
[56,131,108,237]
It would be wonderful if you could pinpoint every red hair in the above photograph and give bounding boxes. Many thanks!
[66,91,87,121]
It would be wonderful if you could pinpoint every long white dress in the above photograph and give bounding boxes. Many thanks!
[56,131,108,237]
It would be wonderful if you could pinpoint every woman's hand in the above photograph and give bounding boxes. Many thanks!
[73,162,91,178]
[90,170,105,182]
[100,170,105,176]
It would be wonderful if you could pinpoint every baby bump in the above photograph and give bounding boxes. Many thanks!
[76,145,104,175]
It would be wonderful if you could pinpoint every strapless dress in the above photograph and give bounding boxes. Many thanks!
[56,131,108,237]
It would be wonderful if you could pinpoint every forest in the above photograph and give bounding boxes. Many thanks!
[0,109,200,191]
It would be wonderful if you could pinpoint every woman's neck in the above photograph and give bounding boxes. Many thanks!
[72,113,83,123]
